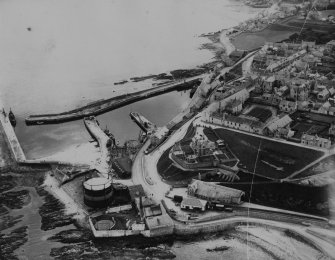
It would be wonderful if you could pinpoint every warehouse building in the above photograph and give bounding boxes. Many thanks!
[187,180,245,204]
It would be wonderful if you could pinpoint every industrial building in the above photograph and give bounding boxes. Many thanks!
[187,180,245,204]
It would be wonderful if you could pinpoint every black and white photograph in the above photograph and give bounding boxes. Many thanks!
[1,0,335,259]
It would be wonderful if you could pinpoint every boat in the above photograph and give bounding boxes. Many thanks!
[8,109,16,127]
[206,246,229,252]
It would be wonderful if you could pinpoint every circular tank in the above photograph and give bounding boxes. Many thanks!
[83,177,113,208]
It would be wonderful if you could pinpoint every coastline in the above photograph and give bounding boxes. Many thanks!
[3,1,335,259]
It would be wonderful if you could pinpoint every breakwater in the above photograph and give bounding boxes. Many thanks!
[25,77,203,125]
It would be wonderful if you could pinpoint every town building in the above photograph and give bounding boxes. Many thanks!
[261,93,282,105]
[225,99,243,115]
[181,197,207,211]
[279,100,297,113]
[264,114,292,136]
[318,88,330,101]
[190,139,216,156]
[326,40,335,53]
[329,122,335,136]
[289,79,310,101]
[275,85,289,97]
[274,127,295,139]
[264,75,276,93]
[301,134,331,149]
[223,114,263,134]
[187,180,245,204]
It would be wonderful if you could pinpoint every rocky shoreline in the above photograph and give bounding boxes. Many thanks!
[0,172,37,259]
[48,228,177,259]
[36,186,75,231]
[0,226,28,260]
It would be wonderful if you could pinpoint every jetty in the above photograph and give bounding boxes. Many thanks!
[84,116,111,175]
[25,76,204,125]
[0,107,26,163]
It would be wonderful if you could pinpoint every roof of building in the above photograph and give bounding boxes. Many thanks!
[225,114,263,128]
[181,197,207,208]
[263,93,273,98]
[145,214,174,230]
[128,185,146,201]
[227,99,242,109]
[144,204,162,218]
[302,134,330,142]
[327,40,335,46]
[211,111,224,119]
[266,115,292,132]
[279,100,297,107]
[141,196,156,208]
[319,89,330,96]
[266,75,276,83]
[189,180,244,200]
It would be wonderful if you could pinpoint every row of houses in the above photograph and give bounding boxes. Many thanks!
[207,111,263,135]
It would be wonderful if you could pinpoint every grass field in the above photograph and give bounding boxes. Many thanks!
[293,154,335,179]
[219,172,329,216]
[209,128,324,179]
[232,24,298,50]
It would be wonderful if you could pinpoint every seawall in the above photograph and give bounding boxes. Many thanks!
[0,109,26,163]
[26,77,203,125]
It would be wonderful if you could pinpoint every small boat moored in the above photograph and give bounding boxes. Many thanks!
[8,109,16,127]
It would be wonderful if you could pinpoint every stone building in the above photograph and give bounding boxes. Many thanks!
[329,122,335,136]
[226,99,243,115]
[264,114,292,136]
[181,197,207,211]
[301,134,331,149]
[187,180,245,205]
[279,100,298,113]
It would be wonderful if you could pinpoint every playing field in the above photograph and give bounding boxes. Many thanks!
[208,128,324,180]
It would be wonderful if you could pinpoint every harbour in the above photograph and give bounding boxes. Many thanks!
[1,0,335,259]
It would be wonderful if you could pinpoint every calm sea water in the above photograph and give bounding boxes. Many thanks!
[0,0,259,159]
[0,1,267,259]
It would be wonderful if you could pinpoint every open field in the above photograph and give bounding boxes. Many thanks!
[218,171,330,216]
[293,154,335,179]
[232,23,299,50]
[207,128,324,180]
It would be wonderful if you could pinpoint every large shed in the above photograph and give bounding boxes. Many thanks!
[187,180,245,204]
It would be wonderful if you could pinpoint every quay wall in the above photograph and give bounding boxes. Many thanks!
[84,117,110,174]
[26,77,202,125]
[88,217,150,237]
[0,113,26,163]
[106,204,132,213]
[174,220,238,235]
[174,220,327,256]
[146,225,175,237]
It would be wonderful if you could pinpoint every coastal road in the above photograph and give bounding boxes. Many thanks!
[131,114,335,259]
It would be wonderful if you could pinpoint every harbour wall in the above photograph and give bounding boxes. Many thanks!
[0,111,26,163]
[26,77,203,125]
